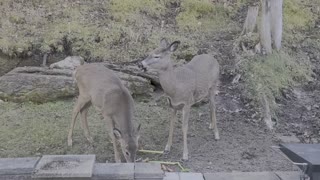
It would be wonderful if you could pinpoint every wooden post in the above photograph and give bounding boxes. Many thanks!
[260,0,272,54]
[270,0,283,51]
[241,5,259,35]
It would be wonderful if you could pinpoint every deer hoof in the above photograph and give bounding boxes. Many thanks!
[181,157,189,162]
[87,136,94,144]
[215,132,220,140]
[182,154,189,161]
[164,145,171,153]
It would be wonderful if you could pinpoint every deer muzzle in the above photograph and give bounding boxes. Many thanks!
[137,61,147,72]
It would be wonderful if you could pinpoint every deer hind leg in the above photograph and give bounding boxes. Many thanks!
[209,87,220,140]
[68,95,91,146]
[80,102,94,144]
[182,105,191,161]
[164,109,177,153]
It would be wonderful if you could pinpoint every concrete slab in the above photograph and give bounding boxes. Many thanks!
[164,172,180,180]
[0,175,32,180]
[32,154,95,179]
[274,171,300,180]
[92,163,134,180]
[203,172,279,180]
[0,157,40,175]
[280,143,320,179]
[134,162,164,180]
[180,172,204,180]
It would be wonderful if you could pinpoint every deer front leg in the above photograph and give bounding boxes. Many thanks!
[80,104,94,144]
[164,109,177,153]
[182,105,191,161]
[209,89,220,140]
[105,117,121,163]
[109,132,121,163]
[68,96,90,146]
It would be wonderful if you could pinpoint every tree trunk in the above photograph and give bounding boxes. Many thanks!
[260,0,272,54]
[241,5,259,35]
[270,0,283,51]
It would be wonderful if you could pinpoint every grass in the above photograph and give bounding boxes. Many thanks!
[240,51,312,112]
[0,99,170,162]
[283,0,315,31]
[176,0,229,32]
[0,0,232,62]
[0,100,112,160]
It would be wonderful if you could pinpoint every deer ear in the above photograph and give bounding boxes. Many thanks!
[160,38,168,48]
[169,41,180,52]
[113,128,122,139]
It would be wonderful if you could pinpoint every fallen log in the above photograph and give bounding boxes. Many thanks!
[0,66,154,103]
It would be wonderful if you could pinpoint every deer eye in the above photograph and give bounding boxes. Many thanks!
[125,152,130,156]
[154,56,160,59]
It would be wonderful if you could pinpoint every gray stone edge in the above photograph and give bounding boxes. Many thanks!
[31,154,96,179]
[134,162,164,179]
[0,156,301,180]
[0,157,41,175]
[92,163,135,180]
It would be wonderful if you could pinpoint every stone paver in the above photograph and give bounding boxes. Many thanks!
[32,154,95,179]
[274,171,300,180]
[164,172,179,180]
[203,172,279,180]
[93,163,134,180]
[0,175,32,180]
[134,162,164,180]
[0,157,40,175]
[180,172,204,180]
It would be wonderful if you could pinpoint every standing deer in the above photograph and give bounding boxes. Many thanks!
[67,64,141,163]
[139,38,220,161]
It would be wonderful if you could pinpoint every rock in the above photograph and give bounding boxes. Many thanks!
[0,157,40,175]
[93,163,134,180]
[179,173,204,180]
[0,67,76,103]
[277,135,300,143]
[134,163,164,180]
[32,155,95,179]
[204,172,279,180]
[0,65,154,103]
[115,71,154,97]
[274,171,300,180]
[163,172,179,180]
[305,105,312,111]
[103,63,160,87]
[49,56,85,70]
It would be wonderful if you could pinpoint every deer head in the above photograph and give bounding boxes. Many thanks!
[113,124,141,162]
[140,38,180,73]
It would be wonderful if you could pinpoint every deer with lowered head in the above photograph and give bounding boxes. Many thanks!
[67,63,141,163]
[139,38,220,161]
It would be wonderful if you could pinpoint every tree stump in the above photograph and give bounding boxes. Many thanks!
[260,0,272,54]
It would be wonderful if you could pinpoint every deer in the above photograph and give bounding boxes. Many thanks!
[67,63,141,163]
[139,38,220,161]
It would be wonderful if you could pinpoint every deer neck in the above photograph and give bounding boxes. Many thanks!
[158,63,177,98]
[114,93,135,136]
